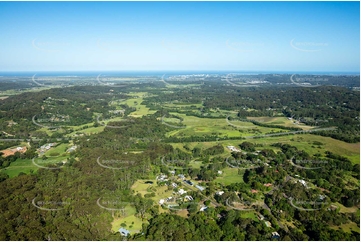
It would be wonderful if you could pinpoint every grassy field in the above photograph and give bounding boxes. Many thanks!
[216,134,359,164]
[43,143,70,156]
[111,205,146,233]
[189,160,204,169]
[164,113,289,139]
[1,158,38,178]
[131,179,174,203]
[247,116,315,130]
[117,92,156,117]
[169,133,359,166]
[240,211,259,221]
[215,167,244,185]
[330,222,360,233]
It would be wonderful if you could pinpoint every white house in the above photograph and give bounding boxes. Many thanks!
[216,191,224,196]
[185,195,193,201]
[178,189,187,195]
[200,206,208,212]
[298,179,307,187]
[159,199,165,205]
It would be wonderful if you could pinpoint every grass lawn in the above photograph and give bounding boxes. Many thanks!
[131,179,174,203]
[334,202,360,214]
[1,158,39,178]
[117,93,156,117]
[164,113,292,139]
[111,206,146,233]
[240,211,259,221]
[330,222,360,233]
[44,143,69,156]
[189,160,204,169]
[215,167,244,185]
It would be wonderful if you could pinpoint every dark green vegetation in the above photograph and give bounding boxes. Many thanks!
[0,74,359,240]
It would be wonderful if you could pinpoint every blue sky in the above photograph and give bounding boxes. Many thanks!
[0,1,359,72]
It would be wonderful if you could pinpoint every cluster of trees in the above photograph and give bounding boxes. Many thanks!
[145,84,359,143]
[0,86,130,138]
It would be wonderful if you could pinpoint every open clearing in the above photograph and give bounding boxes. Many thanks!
[215,167,244,185]
[1,146,27,157]
[1,158,38,178]
[118,92,156,117]
[247,116,316,130]
[164,113,289,139]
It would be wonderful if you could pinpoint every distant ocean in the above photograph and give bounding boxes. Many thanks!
[0,70,359,77]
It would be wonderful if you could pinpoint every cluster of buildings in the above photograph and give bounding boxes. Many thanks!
[66,145,77,153]
[38,143,56,154]
[226,145,241,152]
